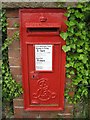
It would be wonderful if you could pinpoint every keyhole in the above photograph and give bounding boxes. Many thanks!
[32,75,35,79]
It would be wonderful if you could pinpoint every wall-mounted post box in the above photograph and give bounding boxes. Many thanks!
[20,9,67,111]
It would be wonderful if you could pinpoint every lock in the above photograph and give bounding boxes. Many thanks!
[30,71,39,79]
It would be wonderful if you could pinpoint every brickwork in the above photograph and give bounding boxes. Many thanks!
[6,8,74,118]
[6,9,21,83]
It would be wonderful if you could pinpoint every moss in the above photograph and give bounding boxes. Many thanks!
[2,2,76,9]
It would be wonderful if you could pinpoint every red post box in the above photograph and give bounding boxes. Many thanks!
[20,9,67,111]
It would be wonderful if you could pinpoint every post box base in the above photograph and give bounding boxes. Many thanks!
[13,95,74,118]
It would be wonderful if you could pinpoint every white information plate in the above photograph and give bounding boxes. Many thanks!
[35,44,52,71]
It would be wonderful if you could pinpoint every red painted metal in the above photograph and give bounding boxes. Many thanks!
[20,9,67,111]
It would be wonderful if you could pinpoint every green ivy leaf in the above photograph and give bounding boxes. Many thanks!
[82,56,88,64]
[70,70,75,75]
[67,74,71,78]
[68,21,76,27]
[60,32,68,40]
[77,49,83,53]
[77,4,83,9]
[64,12,70,17]
[70,44,76,49]
[68,27,74,34]
[62,45,71,52]
[75,11,84,19]
[78,23,85,29]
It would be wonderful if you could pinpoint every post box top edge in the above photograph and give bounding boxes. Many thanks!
[19,8,67,14]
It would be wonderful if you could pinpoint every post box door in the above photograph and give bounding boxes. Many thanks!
[29,42,61,105]
[23,35,66,111]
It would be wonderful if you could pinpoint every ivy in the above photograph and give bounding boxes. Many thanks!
[60,2,90,104]
[2,31,19,51]
[1,10,22,102]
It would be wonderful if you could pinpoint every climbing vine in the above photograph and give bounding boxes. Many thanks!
[60,2,90,103]
[1,10,22,102]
